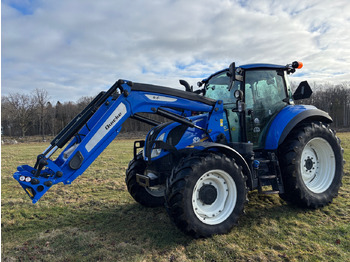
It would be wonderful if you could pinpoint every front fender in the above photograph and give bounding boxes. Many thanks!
[192,142,253,189]
[264,105,332,150]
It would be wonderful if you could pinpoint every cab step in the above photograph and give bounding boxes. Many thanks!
[255,152,284,195]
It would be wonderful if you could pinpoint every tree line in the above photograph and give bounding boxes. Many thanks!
[1,89,164,138]
[2,83,350,138]
[292,82,350,129]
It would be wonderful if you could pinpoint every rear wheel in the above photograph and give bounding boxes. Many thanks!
[165,152,247,237]
[278,122,343,208]
[125,153,165,207]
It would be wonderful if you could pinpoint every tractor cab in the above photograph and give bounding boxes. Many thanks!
[202,62,305,149]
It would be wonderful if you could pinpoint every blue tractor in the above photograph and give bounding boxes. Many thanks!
[13,61,344,237]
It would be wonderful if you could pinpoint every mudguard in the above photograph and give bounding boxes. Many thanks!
[191,142,253,189]
[264,105,332,150]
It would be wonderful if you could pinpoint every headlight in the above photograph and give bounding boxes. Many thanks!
[151,133,165,158]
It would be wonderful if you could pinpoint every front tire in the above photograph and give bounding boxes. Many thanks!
[278,122,343,208]
[165,152,247,237]
[125,153,165,207]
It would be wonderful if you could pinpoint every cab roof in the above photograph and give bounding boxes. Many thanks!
[202,63,287,83]
[239,63,286,70]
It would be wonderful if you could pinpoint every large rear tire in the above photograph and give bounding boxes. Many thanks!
[165,152,247,238]
[125,152,165,207]
[278,122,343,208]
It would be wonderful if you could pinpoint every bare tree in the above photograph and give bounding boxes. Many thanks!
[76,96,94,111]
[33,88,50,139]
[4,93,35,137]
[1,97,13,136]
[293,82,350,129]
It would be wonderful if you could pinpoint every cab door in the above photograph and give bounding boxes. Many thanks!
[244,69,288,149]
[204,71,242,143]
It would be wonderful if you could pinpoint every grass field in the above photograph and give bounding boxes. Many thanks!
[2,133,350,261]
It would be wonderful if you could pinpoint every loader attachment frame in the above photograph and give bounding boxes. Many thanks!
[13,79,221,203]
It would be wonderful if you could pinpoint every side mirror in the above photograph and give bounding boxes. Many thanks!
[227,62,243,82]
[228,62,236,91]
[228,62,236,82]
[293,81,312,100]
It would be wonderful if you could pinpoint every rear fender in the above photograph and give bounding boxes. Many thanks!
[264,105,332,150]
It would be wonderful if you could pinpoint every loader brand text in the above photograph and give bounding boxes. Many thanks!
[85,103,127,152]
[105,112,122,130]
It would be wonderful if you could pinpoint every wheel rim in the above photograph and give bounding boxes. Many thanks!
[300,137,336,193]
[192,169,237,225]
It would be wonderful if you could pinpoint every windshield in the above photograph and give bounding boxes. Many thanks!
[204,71,239,105]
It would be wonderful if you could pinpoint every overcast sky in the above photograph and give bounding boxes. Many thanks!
[2,0,350,102]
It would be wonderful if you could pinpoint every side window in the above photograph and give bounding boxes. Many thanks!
[245,70,288,148]
[245,70,286,110]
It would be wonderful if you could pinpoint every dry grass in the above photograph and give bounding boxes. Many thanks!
[1,133,350,261]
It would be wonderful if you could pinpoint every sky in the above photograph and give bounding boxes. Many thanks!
[2,0,350,102]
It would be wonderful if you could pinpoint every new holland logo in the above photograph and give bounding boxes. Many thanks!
[145,94,177,102]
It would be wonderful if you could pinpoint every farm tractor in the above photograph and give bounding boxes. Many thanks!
[13,61,344,237]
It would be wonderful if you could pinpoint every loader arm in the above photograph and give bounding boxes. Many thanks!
[13,79,221,203]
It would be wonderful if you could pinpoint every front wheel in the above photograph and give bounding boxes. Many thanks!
[278,122,344,208]
[125,153,165,207]
[165,152,247,237]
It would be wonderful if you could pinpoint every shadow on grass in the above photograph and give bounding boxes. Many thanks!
[2,188,348,261]
[2,200,192,261]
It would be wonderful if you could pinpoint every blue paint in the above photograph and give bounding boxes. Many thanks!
[264,105,317,150]
[13,80,221,203]
[239,63,286,70]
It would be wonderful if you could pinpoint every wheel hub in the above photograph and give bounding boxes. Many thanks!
[304,157,315,171]
[198,184,217,205]
[300,138,336,193]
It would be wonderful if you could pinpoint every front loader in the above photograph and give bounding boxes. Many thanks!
[13,61,344,237]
